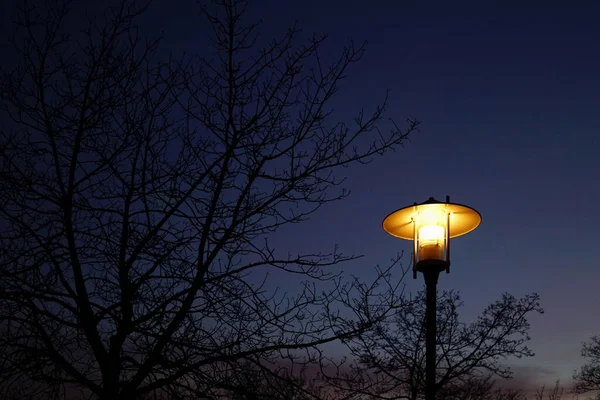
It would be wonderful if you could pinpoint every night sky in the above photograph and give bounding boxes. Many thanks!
[233,0,598,391]
[2,0,599,396]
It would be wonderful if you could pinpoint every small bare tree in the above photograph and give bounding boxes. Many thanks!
[437,374,526,400]
[535,381,565,400]
[220,360,328,400]
[322,290,543,400]
[0,0,417,399]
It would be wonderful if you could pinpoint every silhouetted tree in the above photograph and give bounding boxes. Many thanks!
[322,290,543,400]
[437,374,526,400]
[0,0,417,399]
[573,336,600,400]
[535,381,565,400]
[221,360,328,400]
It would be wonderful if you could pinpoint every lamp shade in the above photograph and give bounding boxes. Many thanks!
[382,197,481,240]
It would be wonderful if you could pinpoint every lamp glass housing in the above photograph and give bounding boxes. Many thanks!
[415,207,448,263]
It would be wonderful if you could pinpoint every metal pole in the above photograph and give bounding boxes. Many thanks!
[423,269,440,400]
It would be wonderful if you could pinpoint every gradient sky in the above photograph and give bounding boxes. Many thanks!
[229,0,599,392]
[3,0,599,396]
[227,0,599,390]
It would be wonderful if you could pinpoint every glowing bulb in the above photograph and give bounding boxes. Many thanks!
[419,224,445,260]
[419,225,444,246]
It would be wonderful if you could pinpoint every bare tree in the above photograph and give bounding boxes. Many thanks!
[437,374,526,400]
[535,381,565,400]
[0,0,417,399]
[322,290,543,400]
[219,359,329,400]
[574,336,600,400]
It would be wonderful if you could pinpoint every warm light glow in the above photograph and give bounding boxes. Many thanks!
[414,207,447,261]
[382,196,481,274]
[419,225,445,247]
[382,199,481,241]
[418,224,445,260]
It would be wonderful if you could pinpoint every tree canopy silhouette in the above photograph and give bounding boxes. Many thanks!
[0,0,417,399]
[573,335,600,400]
[321,290,543,400]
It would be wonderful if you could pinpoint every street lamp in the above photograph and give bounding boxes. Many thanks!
[382,196,481,400]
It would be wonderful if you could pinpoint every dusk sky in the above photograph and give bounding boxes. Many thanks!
[2,0,599,397]
[220,0,600,392]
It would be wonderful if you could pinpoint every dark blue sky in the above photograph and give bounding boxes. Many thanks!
[3,0,598,393]
[232,0,600,389]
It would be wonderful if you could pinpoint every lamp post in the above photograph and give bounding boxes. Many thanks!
[382,196,481,400]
